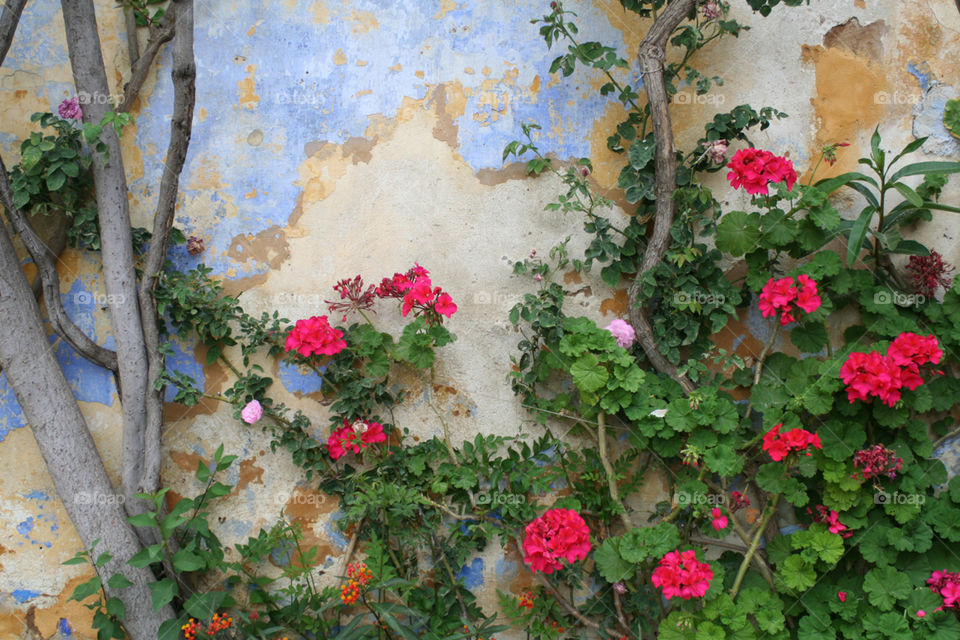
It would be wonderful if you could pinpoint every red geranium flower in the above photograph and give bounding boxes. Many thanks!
[522,508,591,574]
[840,334,941,407]
[284,315,346,357]
[710,507,728,532]
[328,419,387,460]
[726,148,797,196]
[887,332,943,367]
[651,550,713,599]
[758,275,820,325]
[762,423,821,461]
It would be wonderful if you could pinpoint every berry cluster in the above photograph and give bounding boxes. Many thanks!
[852,444,903,482]
[340,562,374,605]
[906,250,954,297]
[181,613,233,640]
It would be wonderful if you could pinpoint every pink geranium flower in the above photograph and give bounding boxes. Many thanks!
[605,318,636,349]
[651,550,713,600]
[522,509,591,574]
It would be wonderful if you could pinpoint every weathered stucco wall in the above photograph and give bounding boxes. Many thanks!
[2,0,960,636]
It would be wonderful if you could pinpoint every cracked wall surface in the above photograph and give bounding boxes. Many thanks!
[2,0,960,636]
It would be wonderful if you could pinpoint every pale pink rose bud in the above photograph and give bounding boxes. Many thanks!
[241,399,263,424]
[701,1,722,20]
[703,139,728,164]
[605,318,636,349]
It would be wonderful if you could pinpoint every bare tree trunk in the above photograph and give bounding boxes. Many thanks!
[627,0,696,394]
[60,0,151,511]
[0,221,174,640]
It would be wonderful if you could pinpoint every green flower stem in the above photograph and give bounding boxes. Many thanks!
[305,360,343,396]
[597,412,633,531]
[422,496,474,520]
[357,309,375,326]
[729,493,780,599]
[744,321,781,422]
[704,481,775,587]
[661,464,707,523]
[218,353,244,378]
[200,391,339,474]
[428,368,459,466]
[431,531,471,624]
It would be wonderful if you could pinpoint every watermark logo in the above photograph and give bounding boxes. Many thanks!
[674,92,726,106]
[673,291,726,306]
[476,492,525,506]
[274,292,324,308]
[675,491,727,506]
[275,90,326,106]
[875,491,925,506]
[74,491,125,505]
[275,491,327,506]
[472,291,524,309]
[873,91,922,105]
[77,90,124,106]
[873,290,925,307]
[73,291,126,308]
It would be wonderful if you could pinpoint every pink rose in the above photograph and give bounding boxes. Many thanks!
[240,399,263,424]
[605,318,636,349]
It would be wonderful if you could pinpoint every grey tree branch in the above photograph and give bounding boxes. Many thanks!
[123,3,139,65]
[117,9,175,113]
[61,0,151,514]
[627,0,697,395]
[0,0,28,67]
[137,0,195,496]
[0,156,118,372]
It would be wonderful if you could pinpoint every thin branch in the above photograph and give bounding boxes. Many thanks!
[626,0,697,394]
[743,322,780,421]
[729,494,780,599]
[123,3,139,65]
[137,0,195,496]
[597,412,633,531]
[117,9,175,113]
[0,0,27,68]
[703,481,775,587]
[337,517,363,577]
[0,158,118,372]
[534,573,602,631]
